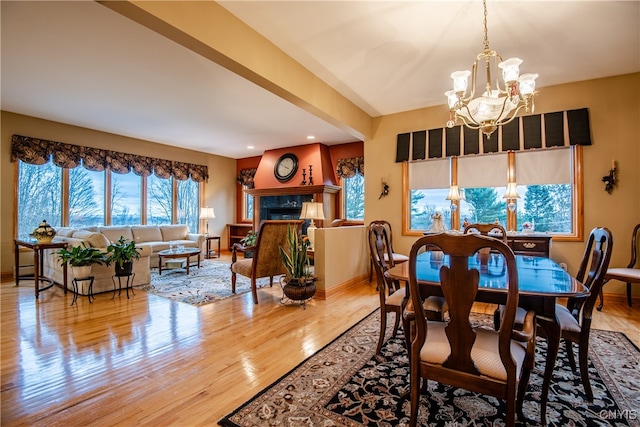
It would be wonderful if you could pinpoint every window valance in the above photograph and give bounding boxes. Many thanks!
[336,156,364,179]
[395,108,591,162]
[237,168,257,188]
[10,134,208,182]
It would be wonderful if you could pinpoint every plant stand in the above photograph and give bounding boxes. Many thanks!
[280,276,316,309]
[112,273,135,300]
[71,276,94,306]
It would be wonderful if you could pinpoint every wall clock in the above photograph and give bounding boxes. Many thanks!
[274,153,299,182]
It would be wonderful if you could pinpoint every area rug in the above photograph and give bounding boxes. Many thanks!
[140,260,273,306]
[219,310,640,427]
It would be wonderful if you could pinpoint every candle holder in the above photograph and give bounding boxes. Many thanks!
[301,168,307,185]
[308,165,314,185]
[602,162,617,194]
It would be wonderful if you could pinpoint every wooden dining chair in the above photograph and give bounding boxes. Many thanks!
[368,220,408,282]
[557,227,613,401]
[598,223,639,310]
[463,222,508,243]
[406,233,536,427]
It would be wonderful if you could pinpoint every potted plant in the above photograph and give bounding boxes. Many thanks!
[106,236,141,276]
[240,230,257,258]
[279,225,316,303]
[56,244,106,279]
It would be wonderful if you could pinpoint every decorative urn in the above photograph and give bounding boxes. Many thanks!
[31,220,57,243]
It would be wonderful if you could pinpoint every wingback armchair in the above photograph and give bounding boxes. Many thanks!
[231,220,304,304]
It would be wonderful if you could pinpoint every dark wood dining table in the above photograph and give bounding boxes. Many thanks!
[386,252,588,425]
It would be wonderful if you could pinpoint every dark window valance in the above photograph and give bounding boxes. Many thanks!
[336,156,364,179]
[10,135,208,182]
[395,108,592,162]
[237,168,257,188]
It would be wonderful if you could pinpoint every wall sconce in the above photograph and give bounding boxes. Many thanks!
[446,185,462,211]
[602,160,617,194]
[199,207,216,236]
[379,181,389,199]
[299,202,325,249]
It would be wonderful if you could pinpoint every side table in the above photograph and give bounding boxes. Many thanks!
[71,276,95,306]
[112,273,136,299]
[205,236,221,259]
[14,239,68,298]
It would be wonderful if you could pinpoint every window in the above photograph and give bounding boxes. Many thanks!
[69,167,105,228]
[177,179,199,232]
[17,161,62,239]
[147,174,173,225]
[405,147,580,238]
[342,173,364,220]
[111,172,140,226]
[243,190,254,221]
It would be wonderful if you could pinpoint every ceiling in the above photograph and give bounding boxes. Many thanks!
[2,1,638,159]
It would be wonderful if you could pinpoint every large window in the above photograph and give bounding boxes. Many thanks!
[406,147,579,237]
[16,161,202,237]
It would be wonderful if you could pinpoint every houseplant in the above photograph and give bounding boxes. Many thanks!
[56,244,106,279]
[279,225,316,302]
[240,230,257,258]
[106,236,141,276]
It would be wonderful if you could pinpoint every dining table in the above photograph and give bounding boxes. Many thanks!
[386,251,589,425]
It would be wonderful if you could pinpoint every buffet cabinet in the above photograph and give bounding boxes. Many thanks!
[506,234,552,258]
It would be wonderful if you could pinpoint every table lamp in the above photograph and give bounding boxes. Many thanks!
[299,202,324,249]
[199,207,215,236]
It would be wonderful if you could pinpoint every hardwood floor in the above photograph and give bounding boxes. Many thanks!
[2,258,638,426]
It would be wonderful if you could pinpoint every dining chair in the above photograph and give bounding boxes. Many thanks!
[368,220,408,282]
[463,222,508,243]
[368,223,448,354]
[598,223,639,310]
[406,233,536,427]
[556,227,613,400]
[231,219,304,304]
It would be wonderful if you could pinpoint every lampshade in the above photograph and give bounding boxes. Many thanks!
[503,182,520,199]
[446,185,462,201]
[299,202,325,221]
[199,207,215,219]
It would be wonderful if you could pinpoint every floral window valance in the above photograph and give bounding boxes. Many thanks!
[237,168,257,188]
[336,156,364,179]
[10,135,208,182]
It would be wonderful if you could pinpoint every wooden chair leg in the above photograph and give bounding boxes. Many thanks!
[565,339,577,372]
[579,340,594,401]
[251,277,258,304]
[628,282,633,307]
[376,310,388,354]
[391,309,400,338]
[231,271,237,293]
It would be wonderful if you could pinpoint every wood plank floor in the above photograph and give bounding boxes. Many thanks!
[2,257,639,426]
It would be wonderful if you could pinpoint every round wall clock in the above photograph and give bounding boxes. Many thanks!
[274,153,299,182]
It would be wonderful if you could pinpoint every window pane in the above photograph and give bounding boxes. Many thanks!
[147,175,173,225]
[410,189,452,230]
[244,191,254,220]
[460,187,507,229]
[177,179,199,232]
[519,184,572,233]
[69,167,105,228]
[17,161,62,239]
[111,173,141,225]
[344,173,364,220]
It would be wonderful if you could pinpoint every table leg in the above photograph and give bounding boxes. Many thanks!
[14,241,20,287]
[197,253,201,269]
[537,315,561,426]
[34,248,40,298]
[159,257,163,275]
[186,256,190,275]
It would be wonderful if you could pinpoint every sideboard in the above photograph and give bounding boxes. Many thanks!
[506,234,552,258]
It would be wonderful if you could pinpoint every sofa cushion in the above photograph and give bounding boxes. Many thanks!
[131,226,163,243]
[99,226,134,243]
[56,227,76,238]
[72,230,110,248]
[160,225,189,242]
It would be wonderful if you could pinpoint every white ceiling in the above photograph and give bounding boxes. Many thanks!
[2,1,639,159]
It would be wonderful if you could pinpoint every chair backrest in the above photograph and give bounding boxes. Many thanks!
[408,233,519,376]
[368,222,399,301]
[369,220,396,253]
[252,220,304,278]
[463,222,508,243]
[571,227,613,325]
[627,223,640,269]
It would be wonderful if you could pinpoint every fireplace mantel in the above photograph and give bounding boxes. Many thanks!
[246,185,341,227]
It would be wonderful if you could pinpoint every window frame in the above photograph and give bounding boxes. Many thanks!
[340,173,365,224]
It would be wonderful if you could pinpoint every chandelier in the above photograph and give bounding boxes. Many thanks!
[445,0,538,137]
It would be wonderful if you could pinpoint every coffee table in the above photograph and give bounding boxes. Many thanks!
[158,248,201,275]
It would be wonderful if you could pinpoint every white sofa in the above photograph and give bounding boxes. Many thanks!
[42,224,204,295]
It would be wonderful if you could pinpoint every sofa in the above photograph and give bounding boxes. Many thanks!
[42,224,205,295]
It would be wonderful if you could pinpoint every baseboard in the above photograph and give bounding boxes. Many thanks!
[316,273,371,300]
[601,292,640,305]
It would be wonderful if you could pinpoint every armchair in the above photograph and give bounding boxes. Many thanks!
[231,220,304,304]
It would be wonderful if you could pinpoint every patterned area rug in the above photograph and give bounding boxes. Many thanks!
[219,310,640,426]
[141,260,273,306]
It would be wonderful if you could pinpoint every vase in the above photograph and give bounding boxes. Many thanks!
[114,261,134,276]
[31,219,56,243]
[72,265,92,280]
